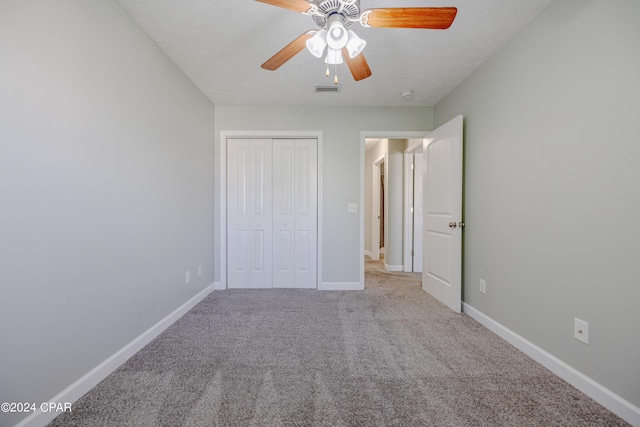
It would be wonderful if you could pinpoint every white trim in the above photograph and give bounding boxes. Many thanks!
[319,282,363,291]
[359,136,365,286]
[384,264,403,272]
[463,303,640,427]
[371,154,385,263]
[403,151,413,272]
[213,281,224,290]
[219,131,323,290]
[364,250,374,259]
[360,131,429,289]
[405,138,423,153]
[403,140,423,272]
[15,284,215,427]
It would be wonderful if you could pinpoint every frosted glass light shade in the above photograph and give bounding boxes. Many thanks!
[326,21,348,49]
[346,30,366,58]
[306,29,327,58]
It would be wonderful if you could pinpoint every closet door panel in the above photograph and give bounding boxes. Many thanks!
[294,139,317,289]
[249,139,273,288]
[272,139,295,288]
[227,139,251,289]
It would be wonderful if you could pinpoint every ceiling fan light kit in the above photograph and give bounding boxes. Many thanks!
[326,17,349,49]
[345,30,366,58]
[306,29,327,58]
[324,48,343,65]
[258,0,457,83]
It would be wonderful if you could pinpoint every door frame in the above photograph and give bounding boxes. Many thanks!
[403,139,423,272]
[360,131,429,287]
[371,154,385,261]
[220,130,323,290]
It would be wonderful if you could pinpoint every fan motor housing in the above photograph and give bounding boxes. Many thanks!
[312,0,360,28]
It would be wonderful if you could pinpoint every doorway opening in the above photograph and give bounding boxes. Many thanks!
[360,131,429,286]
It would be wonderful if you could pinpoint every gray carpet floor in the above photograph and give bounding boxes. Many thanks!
[48,260,628,426]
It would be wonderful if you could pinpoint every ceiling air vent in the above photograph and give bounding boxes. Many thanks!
[314,84,341,93]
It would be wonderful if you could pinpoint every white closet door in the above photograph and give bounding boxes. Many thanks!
[227,139,250,289]
[228,138,316,289]
[273,139,317,289]
[293,139,317,289]
[227,139,272,289]
[272,139,295,288]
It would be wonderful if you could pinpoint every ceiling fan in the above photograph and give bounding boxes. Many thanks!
[257,0,457,83]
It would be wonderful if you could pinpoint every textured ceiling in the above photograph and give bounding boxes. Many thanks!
[115,0,556,107]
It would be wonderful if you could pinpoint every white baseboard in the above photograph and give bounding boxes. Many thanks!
[214,281,225,290]
[319,282,363,291]
[384,264,403,272]
[463,303,640,427]
[364,250,374,259]
[15,284,215,427]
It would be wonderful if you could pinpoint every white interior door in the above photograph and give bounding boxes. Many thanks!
[422,115,463,312]
[272,139,317,289]
[293,139,318,288]
[227,139,272,289]
[412,152,424,272]
[272,139,295,288]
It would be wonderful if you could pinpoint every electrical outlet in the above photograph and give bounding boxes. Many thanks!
[574,318,589,344]
[186,271,191,285]
[198,265,202,277]
[479,279,486,294]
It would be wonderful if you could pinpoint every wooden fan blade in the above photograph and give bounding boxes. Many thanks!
[342,48,372,82]
[363,7,457,29]
[261,32,314,71]
[255,0,312,13]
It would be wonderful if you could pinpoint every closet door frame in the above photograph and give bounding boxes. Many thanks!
[220,131,323,290]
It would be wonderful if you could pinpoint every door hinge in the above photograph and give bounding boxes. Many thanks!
[411,163,415,170]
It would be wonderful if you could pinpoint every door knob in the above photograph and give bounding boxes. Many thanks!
[449,222,457,228]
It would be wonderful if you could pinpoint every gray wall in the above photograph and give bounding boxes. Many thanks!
[435,0,640,408]
[0,1,215,425]
[214,106,432,285]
